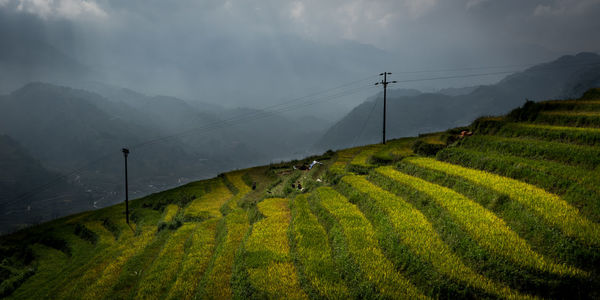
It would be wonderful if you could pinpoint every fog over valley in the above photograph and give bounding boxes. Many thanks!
[1,0,600,233]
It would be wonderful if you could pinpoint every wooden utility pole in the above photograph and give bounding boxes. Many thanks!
[375,72,397,144]
[122,148,130,224]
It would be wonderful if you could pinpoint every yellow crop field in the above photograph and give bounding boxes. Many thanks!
[52,223,153,299]
[350,145,382,167]
[184,179,232,220]
[135,224,197,299]
[245,198,290,256]
[341,175,529,299]
[83,221,115,245]
[247,262,307,299]
[289,194,350,299]
[407,157,600,247]
[328,148,361,176]
[201,172,252,299]
[375,166,584,277]
[244,197,307,299]
[201,209,248,299]
[167,219,219,300]
[513,123,600,133]
[541,111,600,116]
[9,244,70,299]
[313,187,427,299]
[81,228,154,299]
[162,204,179,223]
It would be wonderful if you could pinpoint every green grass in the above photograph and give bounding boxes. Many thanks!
[199,210,248,299]
[326,148,361,181]
[371,138,414,164]
[309,187,427,299]
[495,123,600,145]
[374,166,583,277]
[536,99,600,112]
[437,146,600,222]
[135,224,199,299]
[289,194,350,299]
[167,219,219,300]
[183,178,232,221]
[236,197,307,299]
[535,111,600,127]
[348,145,383,174]
[458,135,600,169]
[394,160,600,270]
[78,227,153,299]
[198,172,252,299]
[407,157,600,248]
[368,168,592,298]
[338,175,528,299]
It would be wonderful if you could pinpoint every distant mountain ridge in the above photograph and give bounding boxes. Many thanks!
[0,82,329,234]
[0,135,86,233]
[315,52,600,151]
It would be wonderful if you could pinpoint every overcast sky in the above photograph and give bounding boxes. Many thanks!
[1,0,599,117]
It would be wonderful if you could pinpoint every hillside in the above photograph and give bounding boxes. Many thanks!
[316,52,600,151]
[0,135,87,232]
[1,89,600,299]
[0,82,330,234]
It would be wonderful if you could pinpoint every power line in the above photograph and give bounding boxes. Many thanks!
[5,59,600,210]
[5,153,115,208]
[394,61,600,83]
[391,58,600,75]
[3,79,377,208]
[352,98,379,147]
[130,83,377,150]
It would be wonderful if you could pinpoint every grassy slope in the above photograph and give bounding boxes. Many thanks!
[1,88,600,299]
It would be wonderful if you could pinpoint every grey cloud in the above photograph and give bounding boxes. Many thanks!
[1,0,599,118]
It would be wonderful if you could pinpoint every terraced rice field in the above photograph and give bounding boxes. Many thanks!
[2,91,600,299]
[535,111,600,127]
[495,123,600,145]
[348,144,383,174]
[238,197,307,299]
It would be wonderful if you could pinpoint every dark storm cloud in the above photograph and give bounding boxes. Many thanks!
[1,0,599,116]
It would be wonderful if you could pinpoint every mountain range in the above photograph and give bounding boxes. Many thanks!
[0,83,330,234]
[315,52,600,150]
[2,52,600,234]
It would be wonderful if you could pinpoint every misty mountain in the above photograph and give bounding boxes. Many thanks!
[0,7,395,120]
[0,81,331,233]
[437,86,479,97]
[316,52,600,150]
[0,135,88,234]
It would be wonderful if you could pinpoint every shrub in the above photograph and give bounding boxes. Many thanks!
[101,218,120,240]
[39,236,71,256]
[580,88,600,100]
[412,140,444,156]
[74,223,99,245]
[471,117,506,134]
[507,100,542,122]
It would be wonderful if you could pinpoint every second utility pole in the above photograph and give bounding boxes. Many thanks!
[375,72,397,144]
[122,148,130,224]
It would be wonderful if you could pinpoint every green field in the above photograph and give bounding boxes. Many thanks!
[1,89,600,299]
